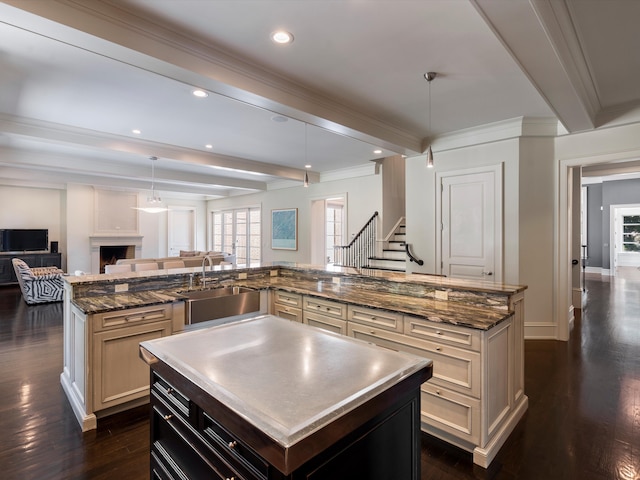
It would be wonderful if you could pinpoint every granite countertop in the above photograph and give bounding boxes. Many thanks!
[139,315,433,450]
[71,275,513,330]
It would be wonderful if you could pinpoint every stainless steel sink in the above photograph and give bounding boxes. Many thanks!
[185,286,260,324]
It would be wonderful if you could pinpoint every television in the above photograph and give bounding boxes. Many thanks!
[0,229,49,252]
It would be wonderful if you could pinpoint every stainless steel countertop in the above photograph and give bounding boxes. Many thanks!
[140,314,432,448]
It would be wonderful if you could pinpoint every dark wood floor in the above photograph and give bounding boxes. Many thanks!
[1,271,638,479]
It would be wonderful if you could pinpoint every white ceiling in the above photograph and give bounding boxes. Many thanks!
[1,0,639,198]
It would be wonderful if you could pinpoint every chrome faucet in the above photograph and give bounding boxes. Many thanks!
[201,255,215,288]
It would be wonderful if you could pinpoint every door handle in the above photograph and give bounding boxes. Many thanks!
[482,271,493,276]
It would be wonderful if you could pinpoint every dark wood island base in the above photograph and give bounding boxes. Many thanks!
[141,315,433,480]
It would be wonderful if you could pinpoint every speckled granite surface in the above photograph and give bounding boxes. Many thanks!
[69,264,517,330]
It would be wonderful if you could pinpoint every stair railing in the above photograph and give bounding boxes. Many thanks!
[333,211,378,268]
[401,242,424,266]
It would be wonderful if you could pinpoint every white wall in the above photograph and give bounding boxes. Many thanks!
[64,185,208,274]
[381,155,406,237]
[208,172,382,264]
[406,135,557,336]
[0,184,65,264]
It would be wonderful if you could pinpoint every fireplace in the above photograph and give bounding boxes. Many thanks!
[90,235,143,274]
[99,245,134,273]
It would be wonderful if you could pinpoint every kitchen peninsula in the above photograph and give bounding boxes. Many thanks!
[61,263,527,468]
[140,315,433,479]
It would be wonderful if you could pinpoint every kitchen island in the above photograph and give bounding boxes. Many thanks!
[140,315,433,479]
[62,262,526,467]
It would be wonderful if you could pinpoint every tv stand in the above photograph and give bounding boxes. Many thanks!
[0,252,62,286]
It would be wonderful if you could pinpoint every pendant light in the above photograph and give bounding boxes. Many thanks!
[303,123,309,187]
[424,72,437,168]
[133,156,168,213]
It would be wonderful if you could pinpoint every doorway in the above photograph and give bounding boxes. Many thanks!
[609,204,640,274]
[310,195,346,265]
[168,207,196,256]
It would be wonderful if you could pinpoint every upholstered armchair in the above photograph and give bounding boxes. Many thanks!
[11,258,64,305]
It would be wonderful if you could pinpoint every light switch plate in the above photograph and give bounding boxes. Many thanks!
[238,272,247,280]
[270,270,278,277]
[115,283,128,293]
[435,290,448,301]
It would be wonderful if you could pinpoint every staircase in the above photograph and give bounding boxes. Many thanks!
[368,224,407,272]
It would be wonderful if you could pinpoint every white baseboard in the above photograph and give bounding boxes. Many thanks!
[60,372,96,432]
[524,322,557,339]
[572,287,582,310]
[473,395,529,468]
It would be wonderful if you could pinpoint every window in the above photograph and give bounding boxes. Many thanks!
[212,207,261,266]
[622,215,640,252]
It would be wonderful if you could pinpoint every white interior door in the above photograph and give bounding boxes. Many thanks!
[438,166,502,281]
[168,207,196,256]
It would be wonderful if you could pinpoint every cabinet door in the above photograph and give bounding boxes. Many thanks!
[0,258,12,283]
[93,320,172,411]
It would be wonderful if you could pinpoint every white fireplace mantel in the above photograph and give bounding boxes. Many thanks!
[89,234,143,248]
[89,234,143,273]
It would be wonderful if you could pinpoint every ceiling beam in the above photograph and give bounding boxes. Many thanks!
[0,0,422,156]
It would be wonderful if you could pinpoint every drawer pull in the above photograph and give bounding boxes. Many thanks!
[228,440,237,449]
[166,387,174,395]
[226,477,235,480]
[436,390,441,395]
[436,347,442,351]
[326,307,330,311]
[163,414,173,421]
[436,331,442,335]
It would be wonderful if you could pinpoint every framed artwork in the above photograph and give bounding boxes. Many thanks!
[271,208,298,250]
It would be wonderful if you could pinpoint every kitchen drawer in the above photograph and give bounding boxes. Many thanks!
[93,304,174,332]
[303,311,347,335]
[151,401,240,480]
[303,296,347,319]
[152,373,193,423]
[202,411,268,480]
[271,290,302,308]
[348,304,403,333]
[272,303,302,322]
[348,323,480,398]
[404,315,480,351]
[420,383,480,445]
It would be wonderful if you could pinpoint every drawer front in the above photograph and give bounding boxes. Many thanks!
[420,383,480,445]
[303,296,347,319]
[303,311,347,335]
[202,412,268,480]
[404,316,481,351]
[151,401,240,480]
[271,290,302,308]
[152,373,193,422]
[348,304,403,332]
[347,323,480,398]
[272,304,302,322]
[94,304,173,331]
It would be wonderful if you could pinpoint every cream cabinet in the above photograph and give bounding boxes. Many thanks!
[92,305,174,411]
[270,290,303,322]
[61,292,184,431]
[346,302,525,468]
[302,296,347,335]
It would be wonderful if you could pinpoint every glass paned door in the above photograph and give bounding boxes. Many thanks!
[212,207,261,266]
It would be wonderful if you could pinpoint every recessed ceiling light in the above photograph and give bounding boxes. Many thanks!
[271,30,294,44]
[305,164,312,169]
[373,149,382,154]
[192,89,208,98]
[132,129,141,135]
[205,144,213,149]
